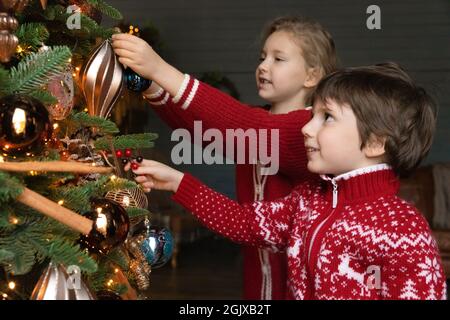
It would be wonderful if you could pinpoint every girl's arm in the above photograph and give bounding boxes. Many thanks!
[146,76,310,178]
[112,34,310,178]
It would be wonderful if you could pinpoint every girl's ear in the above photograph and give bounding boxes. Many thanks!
[363,134,386,159]
[304,67,322,88]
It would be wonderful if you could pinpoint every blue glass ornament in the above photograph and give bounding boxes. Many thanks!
[124,68,151,92]
[140,226,173,268]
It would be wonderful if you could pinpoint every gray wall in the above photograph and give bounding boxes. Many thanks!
[107,0,450,196]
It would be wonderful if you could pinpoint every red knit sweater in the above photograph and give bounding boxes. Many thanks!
[145,75,313,299]
[172,164,447,300]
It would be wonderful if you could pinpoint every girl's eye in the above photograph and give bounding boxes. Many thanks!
[259,55,266,62]
[275,57,284,62]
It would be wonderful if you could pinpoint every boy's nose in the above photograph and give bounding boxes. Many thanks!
[301,120,314,138]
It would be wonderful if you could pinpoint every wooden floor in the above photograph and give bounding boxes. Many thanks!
[144,235,243,300]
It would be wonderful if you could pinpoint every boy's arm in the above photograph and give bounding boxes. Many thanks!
[171,173,300,250]
[381,213,447,300]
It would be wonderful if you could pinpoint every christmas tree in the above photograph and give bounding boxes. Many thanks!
[0,0,170,300]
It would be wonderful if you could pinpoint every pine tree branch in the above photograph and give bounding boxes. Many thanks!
[87,0,123,20]
[61,112,119,136]
[30,236,98,273]
[16,23,49,51]
[28,89,58,106]
[94,133,158,151]
[105,247,130,271]
[126,207,151,219]
[7,46,72,94]
[0,172,24,203]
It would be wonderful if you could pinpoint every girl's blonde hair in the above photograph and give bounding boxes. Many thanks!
[262,16,338,79]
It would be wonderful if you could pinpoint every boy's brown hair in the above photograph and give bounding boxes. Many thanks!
[312,62,437,177]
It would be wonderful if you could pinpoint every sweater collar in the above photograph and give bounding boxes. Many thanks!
[320,164,399,208]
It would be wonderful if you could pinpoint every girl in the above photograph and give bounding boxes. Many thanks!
[112,16,337,299]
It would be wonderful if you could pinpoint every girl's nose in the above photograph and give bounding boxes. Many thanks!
[258,60,269,73]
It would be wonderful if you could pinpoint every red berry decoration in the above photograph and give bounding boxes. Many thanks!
[125,148,132,157]
[115,150,123,158]
[131,163,139,171]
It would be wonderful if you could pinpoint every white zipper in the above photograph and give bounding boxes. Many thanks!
[307,180,338,264]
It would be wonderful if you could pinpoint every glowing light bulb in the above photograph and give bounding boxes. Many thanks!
[95,212,107,235]
[58,200,64,205]
[12,108,26,135]
[8,282,15,290]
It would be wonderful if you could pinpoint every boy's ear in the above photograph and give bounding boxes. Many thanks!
[304,67,322,88]
[363,135,386,158]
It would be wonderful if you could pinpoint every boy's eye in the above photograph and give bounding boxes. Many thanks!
[324,112,334,122]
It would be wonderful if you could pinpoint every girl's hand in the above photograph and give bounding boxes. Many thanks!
[124,159,184,193]
[111,33,163,80]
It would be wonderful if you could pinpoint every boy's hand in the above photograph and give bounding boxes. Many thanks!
[124,159,184,193]
[111,33,163,80]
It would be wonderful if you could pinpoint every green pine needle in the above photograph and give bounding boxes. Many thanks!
[16,23,50,51]
[87,0,123,20]
[62,112,119,136]
[7,46,72,94]
[105,247,130,271]
[31,237,98,273]
[95,133,158,151]
[0,172,24,203]
[28,89,58,106]
[126,207,151,219]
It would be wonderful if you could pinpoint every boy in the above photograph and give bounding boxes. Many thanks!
[127,63,446,299]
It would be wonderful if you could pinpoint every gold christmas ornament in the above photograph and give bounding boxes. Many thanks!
[0,0,29,13]
[80,40,124,118]
[30,262,95,300]
[105,187,148,209]
[0,0,27,63]
[0,30,17,63]
[0,12,18,31]
[126,237,151,291]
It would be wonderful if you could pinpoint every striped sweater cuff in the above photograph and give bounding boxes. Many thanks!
[143,87,170,106]
[171,74,199,110]
[172,173,204,210]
